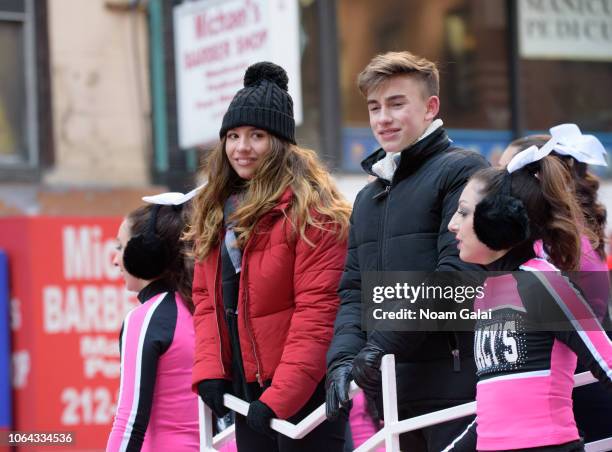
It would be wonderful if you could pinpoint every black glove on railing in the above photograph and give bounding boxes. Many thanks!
[352,343,385,399]
[325,357,353,420]
[197,379,230,418]
[246,399,277,438]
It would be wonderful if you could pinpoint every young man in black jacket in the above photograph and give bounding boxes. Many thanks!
[325,51,488,451]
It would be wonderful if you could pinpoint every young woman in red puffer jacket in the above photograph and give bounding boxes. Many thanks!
[185,61,351,452]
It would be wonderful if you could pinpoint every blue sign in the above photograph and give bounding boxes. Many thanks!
[341,127,379,173]
[341,127,612,178]
[446,129,513,163]
[0,251,10,428]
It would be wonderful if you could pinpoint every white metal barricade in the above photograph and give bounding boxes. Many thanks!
[584,437,612,452]
[200,355,611,451]
[199,381,362,451]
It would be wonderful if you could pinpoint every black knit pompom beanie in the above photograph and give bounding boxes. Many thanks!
[219,61,295,144]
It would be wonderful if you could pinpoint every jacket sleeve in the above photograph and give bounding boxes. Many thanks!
[437,151,489,272]
[192,256,229,388]
[259,223,347,419]
[368,152,489,358]
[326,201,368,367]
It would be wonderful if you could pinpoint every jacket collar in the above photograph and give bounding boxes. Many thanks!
[137,279,173,304]
[230,186,294,214]
[272,187,293,212]
[361,127,450,183]
[485,241,536,272]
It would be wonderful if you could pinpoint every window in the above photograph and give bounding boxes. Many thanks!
[0,0,42,177]
[337,0,511,170]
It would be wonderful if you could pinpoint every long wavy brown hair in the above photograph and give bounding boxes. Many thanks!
[474,156,584,271]
[504,135,607,260]
[186,135,351,260]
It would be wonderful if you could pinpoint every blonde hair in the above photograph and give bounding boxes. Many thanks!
[186,135,351,260]
[357,51,439,98]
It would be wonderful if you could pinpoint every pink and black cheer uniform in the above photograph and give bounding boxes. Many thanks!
[534,236,610,321]
[536,236,612,443]
[444,244,612,451]
[107,281,199,452]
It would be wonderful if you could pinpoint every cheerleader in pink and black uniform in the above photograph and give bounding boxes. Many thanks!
[499,124,612,444]
[106,203,199,452]
[444,137,612,451]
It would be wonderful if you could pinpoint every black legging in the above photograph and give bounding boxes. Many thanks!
[234,381,347,452]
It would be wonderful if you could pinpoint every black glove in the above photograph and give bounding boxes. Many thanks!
[352,342,385,398]
[246,399,277,438]
[325,357,353,420]
[197,379,230,418]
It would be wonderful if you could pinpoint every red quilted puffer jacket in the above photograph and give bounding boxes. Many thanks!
[192,189,347,419]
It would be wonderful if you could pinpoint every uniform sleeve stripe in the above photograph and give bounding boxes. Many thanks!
[490,304,527,313]
[115,309,132,428]
[198,397,206,447]
[519,257,557,272]
[441,418,476,452]
[118,292,167,452]
[531,271,612,382]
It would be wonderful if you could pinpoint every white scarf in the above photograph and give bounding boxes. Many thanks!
[371,119,444,182]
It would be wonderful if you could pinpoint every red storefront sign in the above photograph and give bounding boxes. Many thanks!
[0,217,138,450]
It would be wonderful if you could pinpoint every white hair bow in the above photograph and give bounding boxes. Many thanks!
[549,123,607,167]
[141,182,206,205]
[506,123,608,174]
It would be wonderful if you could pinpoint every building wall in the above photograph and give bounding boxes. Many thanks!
[44,0,152,187]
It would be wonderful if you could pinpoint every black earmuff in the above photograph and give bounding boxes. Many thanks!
[473,173,531,251]
[123,205,171,280]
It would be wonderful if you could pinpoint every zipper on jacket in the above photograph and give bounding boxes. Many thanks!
[213,250,227,376]
[448,332,461,372]
[241,259,264,387]
[376,183,392,271]
[373,184,391,200]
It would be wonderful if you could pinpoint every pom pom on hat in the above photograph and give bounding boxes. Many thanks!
[220,61,295,144]
[244,61,289,91]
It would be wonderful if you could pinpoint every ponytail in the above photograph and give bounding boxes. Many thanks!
[503,135,607,263]
[128,204,195,313]
[473,156,584,271]
[532,157,583,271]
[570,160,607,260]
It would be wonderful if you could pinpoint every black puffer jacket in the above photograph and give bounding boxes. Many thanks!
[327,127,489,408]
